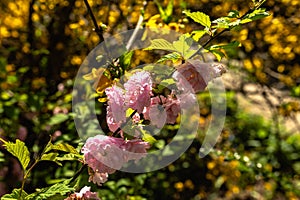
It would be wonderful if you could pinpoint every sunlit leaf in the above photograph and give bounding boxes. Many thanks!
[183,10,211,28]
[126,107,136,118]
[241,8,269,24]
[165,0,174,17]
[140,129,157,145]
[1,188,28,200]
[46,143,79,154]
[41,152,61,166]
[25,182,74,200]
[228,10,240,18]
[154,0,173,23]
[142,132,157,145]
[119,51,134,70]
[145,34,200,60]
[212,17,230,29]
[144,39,175,52]
[173,34,198,59]
[159,78,176,88]
[0,138,30,171]
[191,30,207,42]
[209,49,225,61]
[56,153,82,161]
[98,96,108,102]
[157,52,182,63]
[173,35,192,54]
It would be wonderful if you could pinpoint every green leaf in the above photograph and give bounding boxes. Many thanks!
[158,78,176,90]
[241,8,269,24]
[119,51,134,70]
[145,35,200,60]
[43,139,53,154]
[1,188,28,200]
[154,0,173,23]
[48,113,69,126]
[173,34,198,59]
[191,30,207,42]
[0,139,30,171]
[125,107,135,118]
[141,130,157,145]
[209,50,225,62]
[144,39,175,52]
[56,153,83,161]
[7,75,18,84]
[165,0,174,17]
[183,10,211,28]
[45,194,67,200]
[157,52,182,63]
[173,35,192,53]
[46,143,79,155]
[25,182,74,200]
[212,17,231,29]
[41,152,61,166]
[228,10,240,18]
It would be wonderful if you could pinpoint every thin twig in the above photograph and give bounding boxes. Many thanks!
[126,14,144,50]
[83,0,105,43]
[69,163,87,183]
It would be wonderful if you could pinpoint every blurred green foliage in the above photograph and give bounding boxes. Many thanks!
[0,0,299,199]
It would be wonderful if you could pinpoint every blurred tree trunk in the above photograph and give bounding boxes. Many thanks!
[46,0,76,93]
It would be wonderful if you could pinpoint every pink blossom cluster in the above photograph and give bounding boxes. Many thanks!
[105,85,126,132]
[173,60,226,93]
[81,135,150,186]
[143,95,181,128]
[124,71,153,113]
[105,71,152,133]
[105,71,182,132]
[64,186,100,200]
[82,62,226,187]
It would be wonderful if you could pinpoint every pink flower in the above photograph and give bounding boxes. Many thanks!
[173,60,226,93]
[64,186,100,200]
[82,135,150,185]
[164,96,181,124]
[105,85,126,132]
[124,71,153,113]
[88,168,109,186]
[143,95,180,126]
[143,96,167,128]
[82,135,126,173]
[106,110,122,133]
[123,139,151,161]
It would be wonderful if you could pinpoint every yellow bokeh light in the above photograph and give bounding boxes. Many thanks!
[174,182,184,192]
[277,64,285,73]
[32,13,40,22]
[71,56,82,65]
[0,27,11,37]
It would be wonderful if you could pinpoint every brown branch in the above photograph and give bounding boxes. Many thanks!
[83,0,105,43]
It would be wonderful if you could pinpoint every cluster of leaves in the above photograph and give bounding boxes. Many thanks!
[0,138,81,199]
